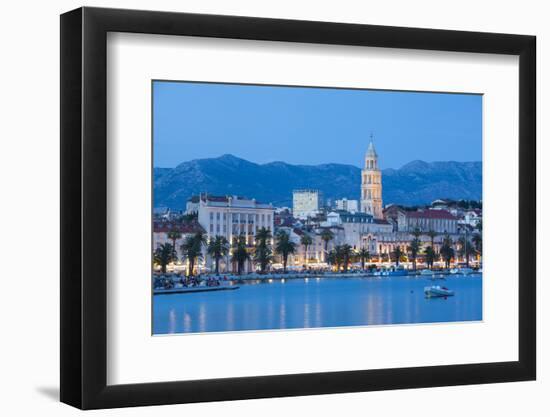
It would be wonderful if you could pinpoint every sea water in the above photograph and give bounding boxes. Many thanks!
[153,274,482,334]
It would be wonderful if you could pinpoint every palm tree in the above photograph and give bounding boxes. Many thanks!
[300,234,313,265]
[338,244,353,273]
[254,227,273,273]
[357,247,371,270]
[408,228,422,271]
[275,230,296,273]
[458,236,474,268]
[180,231,206,277]
[326,249,338,270]
[320,229,334,261]
[425,230,438,253]
[392,246,404,267]
[440,234,455,269]
[207,235,229,275]
[330,246,345,272]
[424,246,437,270]
[166,230,182,259]
[154,243,175,273]
[472,232,482,262]
[231,234,250,275]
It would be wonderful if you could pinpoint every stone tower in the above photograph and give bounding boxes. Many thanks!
[360,138,383,219]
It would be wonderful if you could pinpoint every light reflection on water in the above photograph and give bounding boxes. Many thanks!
[153,275,482,335]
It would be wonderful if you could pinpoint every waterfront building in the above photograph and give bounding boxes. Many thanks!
[293,189,323,219]
[152,220,206,268]
[193,194,275,273]
[285,228,326,266]
[384,207,458,234]
[335,198,359,213]
[360,140,383,219]
[194,194,275,242]
[404,209,458,234]
[312,225,345,261]
[340,212,393,253]
[320,210,393,254]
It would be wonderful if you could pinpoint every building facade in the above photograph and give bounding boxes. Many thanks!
[360,140,383,219]
[293,189,323,219]
[403,209,458,234]
[196,194,275,244]
[194,194,275,273]
[335,198,359,213]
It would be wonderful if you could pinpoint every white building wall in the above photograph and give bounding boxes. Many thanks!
[197,197,275,273]
[293,190,322,219]
[335,198,359,213]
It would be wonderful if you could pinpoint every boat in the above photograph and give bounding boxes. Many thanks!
[420,269,434,276]
[424,285,454,298]
[459,268,474,275]
[449,268,459,275]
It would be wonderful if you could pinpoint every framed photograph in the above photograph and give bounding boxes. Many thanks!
[60,6,536,409]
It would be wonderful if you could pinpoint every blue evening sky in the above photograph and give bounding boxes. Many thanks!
[153,81,482,169]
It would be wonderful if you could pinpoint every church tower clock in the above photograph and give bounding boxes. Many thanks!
[360,137,383,219]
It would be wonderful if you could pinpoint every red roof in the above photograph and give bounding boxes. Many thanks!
[406,210,457,220]
[153,221,205,234]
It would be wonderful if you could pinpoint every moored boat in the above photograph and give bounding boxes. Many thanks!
[424,285,454,298]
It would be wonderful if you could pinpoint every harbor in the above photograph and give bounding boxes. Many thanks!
[153,273,482,334]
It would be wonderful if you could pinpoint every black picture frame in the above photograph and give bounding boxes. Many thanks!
[60,6,536,410]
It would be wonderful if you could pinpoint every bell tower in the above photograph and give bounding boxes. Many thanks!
[360,135,383,219]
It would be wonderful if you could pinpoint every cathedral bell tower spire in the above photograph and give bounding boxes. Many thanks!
[360,134,383,219]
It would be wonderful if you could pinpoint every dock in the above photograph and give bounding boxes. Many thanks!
[154,286,240,295]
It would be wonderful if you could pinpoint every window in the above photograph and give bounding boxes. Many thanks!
[209,212,214,221]
[216,212,220,220]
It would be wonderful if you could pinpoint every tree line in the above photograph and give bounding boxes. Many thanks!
[155,228,303,276]
[154,222,482,275]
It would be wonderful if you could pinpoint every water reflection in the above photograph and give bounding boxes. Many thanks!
[153,275,482,335]
[168,309,176,334]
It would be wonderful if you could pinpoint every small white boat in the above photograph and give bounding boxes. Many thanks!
[424,285,454,298]
[420,269,434,276]
[459,268,474,275]
[449,268,459,275]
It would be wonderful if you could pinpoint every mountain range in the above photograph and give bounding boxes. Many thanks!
[154,154,482,209]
